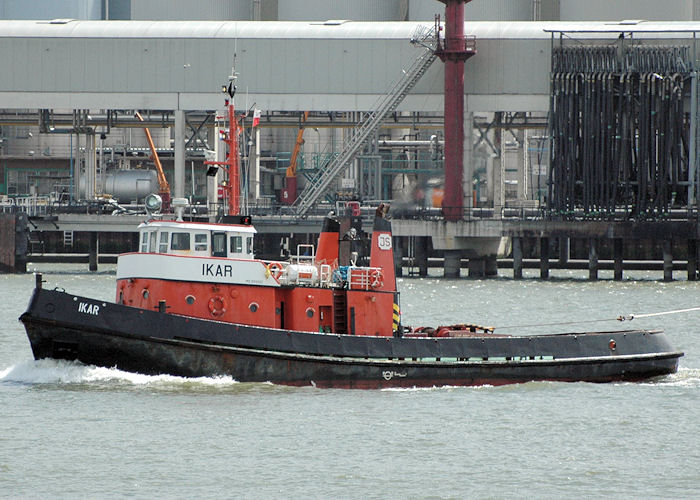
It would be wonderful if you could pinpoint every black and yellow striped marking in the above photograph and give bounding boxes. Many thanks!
[392,302,401,332]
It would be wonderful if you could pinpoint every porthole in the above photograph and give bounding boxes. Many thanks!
[142,289,149,299]
[249,302,259,313]
[306,307,314,318]
[185,295,195,305]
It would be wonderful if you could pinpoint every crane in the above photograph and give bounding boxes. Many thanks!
[280,111,309,204]
[135,112,171,211]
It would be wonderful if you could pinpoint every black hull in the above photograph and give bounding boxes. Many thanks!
[20,288,683,389]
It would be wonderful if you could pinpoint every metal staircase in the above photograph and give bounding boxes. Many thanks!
[293,26,438,216]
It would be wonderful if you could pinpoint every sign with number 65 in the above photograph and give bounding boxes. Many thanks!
[377,233,392,250]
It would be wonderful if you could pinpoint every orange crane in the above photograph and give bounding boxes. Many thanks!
[281,111,309,204]
[135,112,171,211]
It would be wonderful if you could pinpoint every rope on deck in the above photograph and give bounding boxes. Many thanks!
[496,306,700,330]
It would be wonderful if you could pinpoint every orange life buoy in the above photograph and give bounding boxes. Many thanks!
[208,295,226,317]
[266,262,284,280]
[369,269,383,289]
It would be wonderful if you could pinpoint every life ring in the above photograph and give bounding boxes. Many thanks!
[266,262,284,280]
[369,269,383,289]
[208,295,226,317]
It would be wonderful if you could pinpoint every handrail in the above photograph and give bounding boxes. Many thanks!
[293,35,438,216]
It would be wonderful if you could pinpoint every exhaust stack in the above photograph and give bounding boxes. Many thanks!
[316,216,340,267]
[369,203,396,293]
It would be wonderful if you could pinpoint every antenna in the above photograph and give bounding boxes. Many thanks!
[225,56,238,99]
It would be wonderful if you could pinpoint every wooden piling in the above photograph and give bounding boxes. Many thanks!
[613,238,624,281]
[88,232,98,272]
[540,237,549,279]
[663,240,673,282]
[688,239,697,281]
[588,238,598,280]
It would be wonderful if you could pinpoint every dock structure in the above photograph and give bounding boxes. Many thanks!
[8,210,698,281]
[1,16,700,280]
[0,212,28,273]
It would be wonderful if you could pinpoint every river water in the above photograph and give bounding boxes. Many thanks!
[1,265,699,498]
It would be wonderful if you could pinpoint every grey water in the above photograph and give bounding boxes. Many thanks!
[1,265,699,499]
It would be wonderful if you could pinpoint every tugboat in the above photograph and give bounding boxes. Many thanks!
[19,82,683,389]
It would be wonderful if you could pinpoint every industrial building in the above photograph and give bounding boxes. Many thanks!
[1,0,699,280]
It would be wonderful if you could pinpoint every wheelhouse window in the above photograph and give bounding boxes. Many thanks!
[171,232,191,251]
[212,232,227,257]
[149,231,157,253]
[158,232,169,253]
[246,237,253,255]
[194,233,208,252]
[230,235,243,254]
[140,232,149,253]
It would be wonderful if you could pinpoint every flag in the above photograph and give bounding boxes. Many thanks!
[252,109,261,127]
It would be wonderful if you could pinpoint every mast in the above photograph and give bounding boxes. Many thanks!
[205,71,241,216]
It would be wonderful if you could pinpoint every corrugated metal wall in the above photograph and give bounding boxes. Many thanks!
[410,0,700,22]
[409,0,533,21]
[0,0,102,20]
[107,0,131,20]
[277,0,408,21]
[559,0,695,21]
[130,0,253,21]
[0,20,693,112]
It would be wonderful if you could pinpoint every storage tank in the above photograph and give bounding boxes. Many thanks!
[409,0,533,21]
[130,0,253,20]
[278,0,408,21]
[0,0,102,20]
[102,169,159,203]
[559,0,693,21]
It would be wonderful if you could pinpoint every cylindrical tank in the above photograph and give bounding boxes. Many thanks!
[102,169,159,203]
[284,264,319,285]
[410,0,533,21]
[278,0,408,21]
[559,0,692,21]
[0,0,102,20]
[130,0,253,20]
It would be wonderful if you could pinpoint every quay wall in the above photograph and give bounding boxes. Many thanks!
[4,213,698,281]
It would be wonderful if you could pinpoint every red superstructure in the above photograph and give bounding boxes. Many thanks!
[118,78,399,337]
[115,210,399,337]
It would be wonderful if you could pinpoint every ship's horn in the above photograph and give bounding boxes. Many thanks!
[369,203,396,293]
